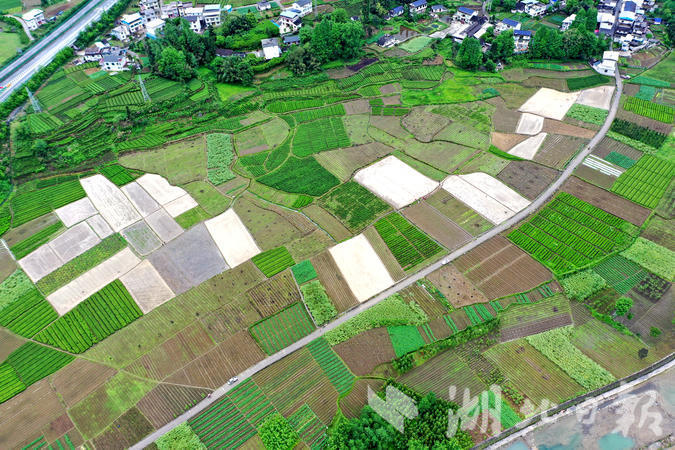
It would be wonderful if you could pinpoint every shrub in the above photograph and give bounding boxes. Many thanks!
[621,237,675,281]
[650,327,662,337]
[560,270,607,301]
[156,424,205,450]
[392,353,414,374]
[258,413,298,450]
[300,281,337,326]
[614,297,633,316]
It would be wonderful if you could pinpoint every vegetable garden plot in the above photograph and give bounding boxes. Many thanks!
[250,302,316,355]
[35,280,143,353]
[288,404,327,449]
[307,338,354,395]
[623,96,675,123]
[0,363,25,404]
[592,255,648,294]
[612,155,675,208]
[289,103,346,123]
[10,222,64,260]
[609,119,668,148]
[291,260,318,285]
[388,325,426,357]
[10,180,87,227]
[318,181,391,233]
[188,395,256,449]
[257,157,340,197]
[374,213,443,270]
[333,328,396,376]
[252,246,295,278]
[7,342,74,387]
[508,192,637,275]
[292,117,351,157]
[0,287,57,338]
[227,378,276,427]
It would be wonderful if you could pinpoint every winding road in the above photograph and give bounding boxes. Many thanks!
[0,0,119,103]
[130,68,624,448]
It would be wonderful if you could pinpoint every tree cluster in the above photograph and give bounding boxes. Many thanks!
[297,14,365,66]
[530,26,607,60]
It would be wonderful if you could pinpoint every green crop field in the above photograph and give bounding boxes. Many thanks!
[250,302,316,354]
[289,104,345,123]
[565,103,608,125]
[35,281,143,353]
[463,305,484,325]
[375,213,443,270]
[566,74,610,91]
[300,280,337,326]
[306,338,354,394]
[388,325,426,357]
[318,181,390,232]
[604,151,637,169]
[291,260,317,285]
[288,404,328,449]
[228,378,276,426]
[6,342,74,388]
[0,363,25,404]
[610,119,668,148]
[612,155,675,208]
[592,255,648,294]
[509,192,636,275]
[10,221,64,259]
[623,96,675,123]
[251,246,296,277]
[10,180,86,227]
[99,164,139,186]
[257,157,339,196]
[292,118,350,157]
[267,98,325,113]
[0,287,57,338]
[189,395,256,448]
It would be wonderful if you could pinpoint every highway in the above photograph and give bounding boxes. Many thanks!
[0,0,119,103]
[131,68,625,449]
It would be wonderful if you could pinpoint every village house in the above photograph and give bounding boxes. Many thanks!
[409,0,427,14]
[378,33,400,47]
[111,25,129,41]
[560,13,575,31]
[283,34,300,46]
[430,4,447,17]
[389,5,404,17]
[184,15,203,33]
[145,18,165,38]
[121,12,145,34]
[292,0,313,16]
[22,9,45,30]
[101,50,127,71]
[203,4,222,27]
[454,6,477,22]
[279,8,302,33]
[594,50,619,76]
[261,38,281,59]
[495,17,520,33]
[256,1,271,11]
[514,29,532,52]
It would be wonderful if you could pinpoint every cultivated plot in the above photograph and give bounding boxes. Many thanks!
[121,221,162,256]
[120,260,174,313]
[86,215,113,239]
[508,133,548,160]
[515,113,544,135]
[47,248,140,315]
[54,198,97,227]
[136,173,190,206]
[80,175,142,232]
[121,182,160,218]
[205,209,261,268]
[519,88,580,120]
[575,85,614,110]
[164,194,198,218]
[441,173,530,224]
[354,156,438,209]
[329,234,395,302]
[145,209,183,243]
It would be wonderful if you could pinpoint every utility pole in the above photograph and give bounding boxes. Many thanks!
[26,87,41,113]
[138,75,150,102]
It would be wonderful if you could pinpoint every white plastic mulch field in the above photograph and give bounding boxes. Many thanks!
[575,85,614,110]
[47,248,140,315]
[205,209,261,268]
[86,215,113,239]
[19,222,102,282]
[120,259,175,313]
[55,197,97,227]
[508,133,548,160]
[136,174,189,206]
[121,181,160,217]
[145,209,183,243]
[81,175,142,232]
[164,194,198,218]
[441,173,530,224]
[519,88,580,120]
[582,154,624,177]
[515,113,544,135]
[354,155,438,209]
[329,234,395,302]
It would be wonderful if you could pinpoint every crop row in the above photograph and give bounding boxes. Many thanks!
[99,163,137,186]
[375,213,443,270]
[443,315,459,333]
[623,96,674,123]
[593,255,647,294]
[10,221,64,259]
[250,302,316,355]
[252,246,296,278]
[371,105,410,116]
[262,82,340,100]
[289,103,345,123]
[566,74,609,90]
[228,378,275,426]
[0,288,58,338]
[292,117,351,157]
[306,337,354,394]
[610,119,667,148]
[267,98,324,113]
[612,155,675,208]
[35,281,142,353]
[0,363,26,404]
[189,395,256,448]
[288,404,327,449]
[604,151,636,169]
[6,342,74,388]
[10,179,86,227]
[464,305,483,325]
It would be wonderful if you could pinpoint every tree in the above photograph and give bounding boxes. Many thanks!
[586,7,598,31]
[332,7,349,22]
[614,297,633,316]
[156,47,193,81]
[530,27,564,59]
[286,45,320,75]
[211,56,254,85]
[650,326,662,337]
[455,37,482,70]
[303,17,365,64]
[485,58,496,72]
[489,30,514,61]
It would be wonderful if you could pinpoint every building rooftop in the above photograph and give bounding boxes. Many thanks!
[514,29,532,36]
[410,0,427,7]
[501,17,520,26]
[457,6,475,14]
[261,37,279,48]
[22,9,43,20]
[122,12,143,22]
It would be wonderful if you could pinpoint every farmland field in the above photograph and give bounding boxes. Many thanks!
[375,213,444,270]
[611,155,675,208]
[249,302,316,354]
[251,246,295,277]
[318,181,391,232]
[333,327,395,375]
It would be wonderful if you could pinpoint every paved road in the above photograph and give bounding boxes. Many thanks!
[131,70,624,449]
[0,0,118,103]
[4,15,34,40]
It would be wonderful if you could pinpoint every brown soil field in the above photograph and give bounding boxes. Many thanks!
[522,76,568,91]
[343,99,370,115]
[0,328,24,361]
[380,83,402,94]
[311,251,359,312]
[247,270,301,317]
[218,330,267,373]
[334,327,396,376]
[199,296,262,343]
[448,309,471,331]
[534,134,588,169]
[2,212,59,247]
[500,313,573,342]
[402,107,450,142]
[124,322,216,381]
[370,115,410,139]
[572,164,616,190]
[382,94,401,105]
[562,176,650,225]
[494,83,538,110]
[592,136,643,160]
[570,300,593,325]
[497,160,560,200]
[43,414,75,443]
[617,107,673,134]
[428,264,488,308]
[314,142,393,181]
[234,193,307,250]
[489,97,520,133]
[302,204,352,242]
[0,245,16,283]
[286,229,335,262]
[632,291,674,345]
[491,132,528,151]
[455,236,552,299]
[542,119,596,138]
[425,193,493,236]
[0,379,67,449]
[623,84,640,96]
[137,384,211,428]
[401,282,448,318]
[640,216,674,251]
[563,115,601,131]
[339,378,384,419]
[50,359,117,408]
[364,227,406,281]
[428,316,453,340]
[92,407,154,450]
[402,201,471,251]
